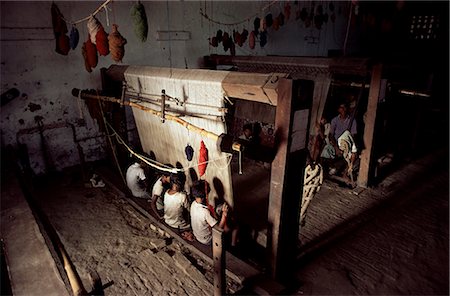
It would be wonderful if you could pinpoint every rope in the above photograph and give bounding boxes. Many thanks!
[300,163,323,226]
[61,0,113,25]
[200,0,278,26]
[104,121,232,174]
[98,96,126,185]
[343,2,353,56]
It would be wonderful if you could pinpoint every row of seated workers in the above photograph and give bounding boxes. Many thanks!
[124,101,358,248]
[125,161,238,248]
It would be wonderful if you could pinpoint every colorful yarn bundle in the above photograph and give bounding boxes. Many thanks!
[198,140,208,177]
[95,26,109,56]
[130,2,148,42]
[69,26,79,50]
[82,39,98,72]
[87,16,101,44]
[108,24,127,62]
[51,3,70,55]
[249,31,255,49]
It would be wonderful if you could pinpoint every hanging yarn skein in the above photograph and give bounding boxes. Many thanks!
[198,140,208,178]
[51,2,70,55]
[69,26,79,50]
[82,38,98,72]
[108,24,127,62]
[87,16,101,44]
[95,26,109,56]
[81,41,92,73]
[130,2,148,42]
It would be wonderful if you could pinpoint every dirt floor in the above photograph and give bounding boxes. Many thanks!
[5,146,449,295]
[29,170,220,295]
[294,148,449,295]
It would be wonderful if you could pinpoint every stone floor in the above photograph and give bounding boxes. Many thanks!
[1,146,448,295]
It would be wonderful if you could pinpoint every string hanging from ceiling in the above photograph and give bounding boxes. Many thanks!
[200,0,278,26]
[60,0,113,26]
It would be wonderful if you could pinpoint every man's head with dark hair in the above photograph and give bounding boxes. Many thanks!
[338,102,348,117]
[191,180,210,200]
[170,173,183,190]
[242,123,253,140]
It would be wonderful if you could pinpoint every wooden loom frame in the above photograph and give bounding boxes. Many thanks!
[94,61,383,281]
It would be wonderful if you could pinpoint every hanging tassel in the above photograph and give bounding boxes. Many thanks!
[108,24,127,62]
[130,2,148,42]
[104,5,110,27]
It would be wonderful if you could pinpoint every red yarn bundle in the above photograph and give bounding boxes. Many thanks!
[51,3,69,55]
[95,27,109,56]
[82,39,98,72]
[198,140,208,177]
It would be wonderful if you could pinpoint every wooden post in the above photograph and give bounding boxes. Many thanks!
[212,225,225,296]
[358,64,383,187]
[267,78,307,280]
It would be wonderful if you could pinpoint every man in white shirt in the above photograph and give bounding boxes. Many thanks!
[151,172,171,214]
[190,180,228,245]
[125,161,150,199]
[162,174,190,230]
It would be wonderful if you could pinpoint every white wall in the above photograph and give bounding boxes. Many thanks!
[1,1,353,174]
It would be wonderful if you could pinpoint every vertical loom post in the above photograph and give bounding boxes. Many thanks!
[268,78,307,280]
[212,225,225,296]
[358,64,383,187]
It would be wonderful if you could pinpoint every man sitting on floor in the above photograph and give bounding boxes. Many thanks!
[190,180,229,245]
[126,161,150,200]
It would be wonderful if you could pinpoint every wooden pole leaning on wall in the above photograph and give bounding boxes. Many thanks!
[212,225,226,296]
[72,88,220,142]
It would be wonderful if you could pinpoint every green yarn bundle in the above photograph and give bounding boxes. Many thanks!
[130,2,148,42]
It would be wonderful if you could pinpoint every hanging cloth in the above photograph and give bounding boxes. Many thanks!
[108,24,127,62]
[198,140,208,177]
[130,2,148,42]
[51,2,69,55]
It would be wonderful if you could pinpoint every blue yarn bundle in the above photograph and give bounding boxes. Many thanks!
[69,26,79,50]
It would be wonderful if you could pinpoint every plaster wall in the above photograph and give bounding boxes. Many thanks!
[1,1,354,175]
